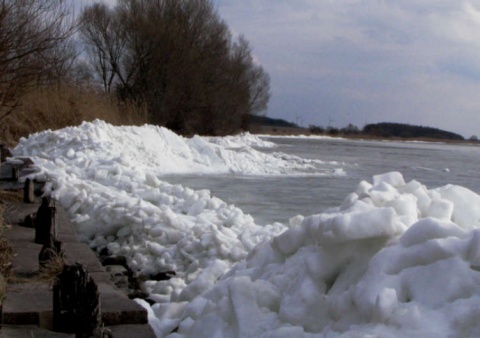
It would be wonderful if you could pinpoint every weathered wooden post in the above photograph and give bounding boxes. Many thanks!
[0,145,12,162]
[0,144,5,162]
[11,166,19,181]
[23,178,35,203]
[0,144,3,171]
[53,263,101,337]
[34,197,57,245]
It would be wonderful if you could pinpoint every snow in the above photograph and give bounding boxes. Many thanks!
[205,132,277,149]
[12,120,480,337]
[167,173,480,338]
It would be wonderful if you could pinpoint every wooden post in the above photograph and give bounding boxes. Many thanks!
[23,178,35,203]
[11,166,19,181]
[0,145,12,162]
[53,263,101,337]
[34,197,56,245]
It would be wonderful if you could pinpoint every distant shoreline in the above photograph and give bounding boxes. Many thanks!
[249,125,480,145]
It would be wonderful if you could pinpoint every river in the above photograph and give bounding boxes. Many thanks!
[163,136,480,226]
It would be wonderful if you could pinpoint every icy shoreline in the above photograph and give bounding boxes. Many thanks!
[14,121,480,337]
[166,172,480,337]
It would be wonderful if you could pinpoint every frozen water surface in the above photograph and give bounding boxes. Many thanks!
[13,121,480,337]
[166,136,480,225]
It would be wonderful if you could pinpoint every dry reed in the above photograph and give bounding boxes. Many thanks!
[0,273,6,304]
[38,254,66,285]
[1,84,148,146]
[0,205,13,280]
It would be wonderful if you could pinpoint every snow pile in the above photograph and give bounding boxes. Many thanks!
[167,172,480,338]
[14,120,309,303]
[205,132,277,149]
[258,134,341,140]
[14,120,340,176]
[14,121,480,337]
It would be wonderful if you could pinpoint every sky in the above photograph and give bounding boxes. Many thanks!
[81,0,480,137]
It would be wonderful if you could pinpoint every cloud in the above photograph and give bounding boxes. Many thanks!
[214,0,480,136]
[77,0,116,7]
[73,0,480,136]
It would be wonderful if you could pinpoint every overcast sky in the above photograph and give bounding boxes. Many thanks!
[209,0,480,137]
[83,1,480,137]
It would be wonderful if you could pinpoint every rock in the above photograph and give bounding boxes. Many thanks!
[23,213,36,228]
[150,271,176,281]
[105,265,129,290]
[101,255,128,269]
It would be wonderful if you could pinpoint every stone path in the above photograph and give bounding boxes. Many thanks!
[0,156,156,337]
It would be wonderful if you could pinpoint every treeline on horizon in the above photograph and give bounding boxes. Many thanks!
[251,116,467,141]
[0,0,270,145]
[363,123,464,141]
[306,122,466,141]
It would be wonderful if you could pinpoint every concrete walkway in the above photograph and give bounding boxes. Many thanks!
[0,158,156,337]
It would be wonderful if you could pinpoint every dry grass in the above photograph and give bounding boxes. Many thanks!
[0,272,6,303]
[0,190,23,203]
[0,203,10,304]
[0,200,64,284]
[0,238,12,278]
[38,254,65,285]
[0,205,13,281]
[1,84,148,146]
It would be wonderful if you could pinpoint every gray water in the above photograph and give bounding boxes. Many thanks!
[164,137,480,226]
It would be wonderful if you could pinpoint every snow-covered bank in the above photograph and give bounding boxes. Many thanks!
[257,133,342,141]
[166,172,480,337]
[15,120,341,177]
[12,121,342,311]
[13,121,480,337]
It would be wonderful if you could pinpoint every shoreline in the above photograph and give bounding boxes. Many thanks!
[248,125,480,146]
[0,160,155,337]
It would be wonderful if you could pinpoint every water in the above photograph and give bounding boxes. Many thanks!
[164,137,480,226]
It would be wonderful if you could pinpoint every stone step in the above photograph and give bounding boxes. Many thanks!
[2,196,154,337]
[107,324,158,338]
[0,160,39,187]
[3,281,150,327]
[2,283,52,327]
[0,325,74,338]
[0,325,156,338]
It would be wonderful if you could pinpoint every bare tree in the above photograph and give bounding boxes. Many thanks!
[0,0,76,121]
[80,0,271,135]
[80,3,127,93]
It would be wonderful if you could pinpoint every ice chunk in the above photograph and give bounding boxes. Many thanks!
[66,148,76,159]
[373,288,398,322]
[273,225,307,255]
[436,185,480,230]
[398,179,423,194]
[400,218,466,247]
[427,198,454,220]
[355,180,372,197]
[373,171,405,187]
[319,207,400,242]
[385,194,417,217]
[288,215,304,228]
